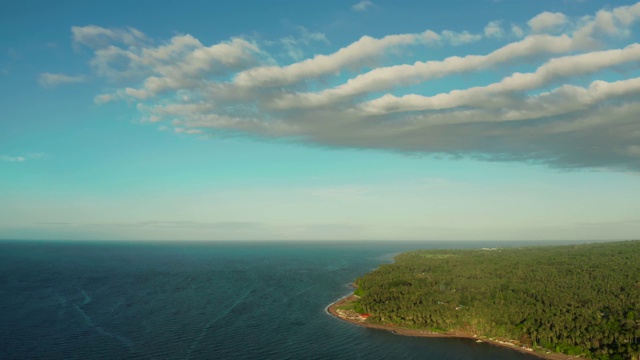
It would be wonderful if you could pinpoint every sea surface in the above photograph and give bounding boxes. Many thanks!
[0,240,568,359]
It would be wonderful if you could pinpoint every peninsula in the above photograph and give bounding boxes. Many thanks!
[329,241,640,360]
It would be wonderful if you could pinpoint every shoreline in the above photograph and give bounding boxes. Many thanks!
[327,294,582,360]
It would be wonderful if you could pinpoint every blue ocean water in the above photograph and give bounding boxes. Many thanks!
[0,240,549,360]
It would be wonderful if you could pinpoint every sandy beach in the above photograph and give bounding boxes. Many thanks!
[327,294,582,360]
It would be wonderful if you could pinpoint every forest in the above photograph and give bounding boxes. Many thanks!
[354,241,640,360]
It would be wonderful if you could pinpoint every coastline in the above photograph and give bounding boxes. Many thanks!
[327,294,582,360]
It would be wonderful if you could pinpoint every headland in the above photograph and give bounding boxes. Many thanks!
[327,293,581,360]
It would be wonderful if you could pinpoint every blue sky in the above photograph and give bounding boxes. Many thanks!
[1,0,640,241]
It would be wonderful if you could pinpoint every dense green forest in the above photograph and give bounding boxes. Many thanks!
[354,241,640,360]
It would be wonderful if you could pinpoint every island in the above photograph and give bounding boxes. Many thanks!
[329,241,640,360]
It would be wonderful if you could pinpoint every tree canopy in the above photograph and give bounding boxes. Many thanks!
[354,241,640,360]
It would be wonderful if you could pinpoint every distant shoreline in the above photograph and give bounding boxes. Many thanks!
[327,294,581,360]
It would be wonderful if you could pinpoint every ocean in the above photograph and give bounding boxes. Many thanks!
[0,240,550,359]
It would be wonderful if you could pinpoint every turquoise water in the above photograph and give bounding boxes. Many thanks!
[0,240,549,359]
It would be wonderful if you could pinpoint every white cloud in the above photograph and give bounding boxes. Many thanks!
[233,31,439,88]
[270,34,579,110]
[94,93,116,104]
[60,2,640,171]
[528,11,567,33]
[352,0,374,12]
[73,25,262,88]
[354,76,640,132]
[267,4,640,112]
[231,21,504,90]
[361,44,640,114]
[38,72,86,87]
[572,3,640,44]
[441,30,483,45]
[484,21,505,38]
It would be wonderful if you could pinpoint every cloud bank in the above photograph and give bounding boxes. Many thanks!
[64,2,640,171]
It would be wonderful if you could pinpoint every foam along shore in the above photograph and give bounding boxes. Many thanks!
[327,294,582,360]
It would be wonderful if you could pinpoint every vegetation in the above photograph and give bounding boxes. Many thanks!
[354,241,640,360]
[336,301,365,314]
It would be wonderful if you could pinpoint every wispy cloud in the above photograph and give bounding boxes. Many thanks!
[0,155,25,162]
[50,2,640,171]
[0,153,47,162]
[352,0,374,12]
[38,72,86,87]
[71,25,147,49]
[278,26,329,61]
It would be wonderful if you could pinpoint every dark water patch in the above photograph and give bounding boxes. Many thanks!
[0,240,561,359]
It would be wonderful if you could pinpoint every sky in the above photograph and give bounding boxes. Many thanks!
[1,0,640,241]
